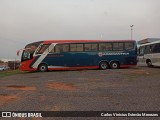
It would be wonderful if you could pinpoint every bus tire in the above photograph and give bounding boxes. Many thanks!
[38,64,48,72]
[99,62,109,70]
[110,61,120,69]
[146,59,152,67]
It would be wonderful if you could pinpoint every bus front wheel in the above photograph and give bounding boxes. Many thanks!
[110,61,120,69]
[99,62,109,70]
[38,64,48,72]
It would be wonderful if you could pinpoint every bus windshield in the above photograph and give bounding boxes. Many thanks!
[21,41,42,61]
[22,50,31,60]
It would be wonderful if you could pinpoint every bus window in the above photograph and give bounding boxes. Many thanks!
[70,44,76,52]
[152,43,160,53]
[55,44,62,52]
[36,44,50,54]
[92,44,98,51]
[99,43,112,51]
[139,46,144,56]
[54,44,69,53]
[70,44,83,52]
[50,47,55,53]
[113,43,124,51]
[63,44,69,52]
[144,45,151,54]
[76,44,83,51]
[84,43,98,51]
[99,43,105,51]
[125,42,134,50]
[22,51,31,60]
[105,43,112,51]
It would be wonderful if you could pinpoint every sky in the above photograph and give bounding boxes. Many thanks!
[0,0,160,59]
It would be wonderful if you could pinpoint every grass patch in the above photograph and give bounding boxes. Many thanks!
[0,70,26,77]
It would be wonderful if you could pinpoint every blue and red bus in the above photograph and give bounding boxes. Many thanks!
[18,40,137,72]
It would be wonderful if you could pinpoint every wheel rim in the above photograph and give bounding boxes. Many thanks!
[101,64,107,69]
[147,61,152,66]
[100,62,108,70]
[112,63,118,69]
[39,65,47,72]
[41,66,46,70]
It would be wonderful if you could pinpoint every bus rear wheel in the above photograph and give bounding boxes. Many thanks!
[110,61,120,69]
[99,62,109,70]
[146,60,152,67]
[38,64,48,72]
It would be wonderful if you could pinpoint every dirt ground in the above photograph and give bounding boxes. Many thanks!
[0,65,160,120]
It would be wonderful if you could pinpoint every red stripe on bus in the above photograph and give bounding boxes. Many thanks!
[43,40,135,44]
[48,66,99,70]
[20,57,37,71]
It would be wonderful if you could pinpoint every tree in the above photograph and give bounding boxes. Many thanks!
[0,60,4,63]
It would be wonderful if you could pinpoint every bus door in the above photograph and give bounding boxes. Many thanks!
[138,46,145,63]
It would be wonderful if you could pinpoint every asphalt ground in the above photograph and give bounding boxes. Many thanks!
[0,65,160,120]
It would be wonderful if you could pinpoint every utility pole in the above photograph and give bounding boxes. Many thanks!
[130,25,134,40]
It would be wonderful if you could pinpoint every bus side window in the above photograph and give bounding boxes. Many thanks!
[113,43,124,51]
[139,47,144,56]
[99,43,106,51]
[55,44,62,53]
[70,44,76,52]
[144,45,151,54]
[84,44,91,51]
[84,43,98,51]
[50,47,55,53]
[91,44,98,51]
[151,44,156,53]
[36,44,50,54]
[76,44,83,52]
[70,44,83,52]
[152,43,160,53]
[125,42,134,50]
[99,43,112,51]
[62,44,69,52]
[54,44,69,53]
[105,43,112,51]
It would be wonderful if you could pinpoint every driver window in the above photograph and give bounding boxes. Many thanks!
[23,51,30,60]
[139,47,145,56]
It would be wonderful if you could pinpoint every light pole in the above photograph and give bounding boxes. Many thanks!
[130,25,134,40]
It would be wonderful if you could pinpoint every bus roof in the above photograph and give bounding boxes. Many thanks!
[43,40,136,44]
[139,40,160,47]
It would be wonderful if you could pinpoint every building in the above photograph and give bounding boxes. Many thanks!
[8,61,20,70]
[137,38,160,45]
[0,62,8,67]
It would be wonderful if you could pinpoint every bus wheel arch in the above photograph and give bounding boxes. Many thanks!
[99,61,109,70]
[146,59,152,67]
[110,61,120,69]
[38,63,48,72]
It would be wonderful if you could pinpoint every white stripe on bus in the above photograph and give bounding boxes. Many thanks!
[32,43,55,69]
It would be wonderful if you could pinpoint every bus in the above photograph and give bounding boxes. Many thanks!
[18,40,137,72]
[138,40,160,67]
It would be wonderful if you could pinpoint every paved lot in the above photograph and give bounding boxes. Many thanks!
[0,65,160,120]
